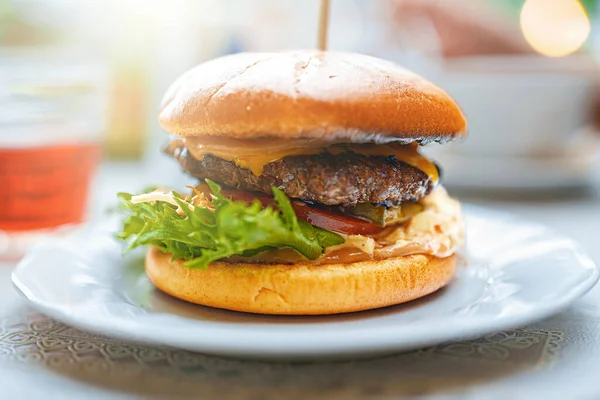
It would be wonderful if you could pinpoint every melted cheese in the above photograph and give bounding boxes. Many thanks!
[183,137,438,184]
[184,137,329,176]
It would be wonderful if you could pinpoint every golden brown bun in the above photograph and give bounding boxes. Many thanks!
[159,51,466,143]
[146,247,457,315]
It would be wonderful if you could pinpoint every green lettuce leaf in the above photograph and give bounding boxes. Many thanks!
[117,180,344,269]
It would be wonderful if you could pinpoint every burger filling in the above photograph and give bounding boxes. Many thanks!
[117,137,463,268]
[167,140,436,206]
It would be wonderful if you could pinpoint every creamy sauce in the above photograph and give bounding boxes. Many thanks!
[325,187,464,259]
[133,185,462,264]
[182,137,438,184]
[222,187,463,265]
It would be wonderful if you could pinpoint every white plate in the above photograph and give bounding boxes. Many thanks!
[12,206,599,360]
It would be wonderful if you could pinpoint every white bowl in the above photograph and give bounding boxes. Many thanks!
[437,55,599,156]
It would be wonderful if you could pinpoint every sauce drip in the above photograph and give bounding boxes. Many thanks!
[316,247,373,265]
[221,245,430,266]
[222,247,373,265]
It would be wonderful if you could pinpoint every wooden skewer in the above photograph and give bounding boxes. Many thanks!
[317,0,330,51]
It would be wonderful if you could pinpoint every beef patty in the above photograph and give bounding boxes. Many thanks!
[166,143,436,207]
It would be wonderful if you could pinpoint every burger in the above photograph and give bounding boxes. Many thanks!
[118,51,467,315]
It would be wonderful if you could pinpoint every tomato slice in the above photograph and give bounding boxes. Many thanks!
[290,201,384,235]
[210,186,383,235]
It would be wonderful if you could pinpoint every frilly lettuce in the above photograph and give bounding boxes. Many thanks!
[117,180,344,269]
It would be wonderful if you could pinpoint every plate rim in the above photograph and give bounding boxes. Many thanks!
[11,206,600,358]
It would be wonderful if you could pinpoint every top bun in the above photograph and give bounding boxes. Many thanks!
[159,51,467,143]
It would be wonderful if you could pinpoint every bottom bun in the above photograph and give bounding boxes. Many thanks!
[146,247,457,315]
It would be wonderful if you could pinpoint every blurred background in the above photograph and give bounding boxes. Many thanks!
[1,0,600,257]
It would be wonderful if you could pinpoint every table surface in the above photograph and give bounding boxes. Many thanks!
[1,161,600,400]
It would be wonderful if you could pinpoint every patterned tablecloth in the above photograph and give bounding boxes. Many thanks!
[0,163,599,399]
